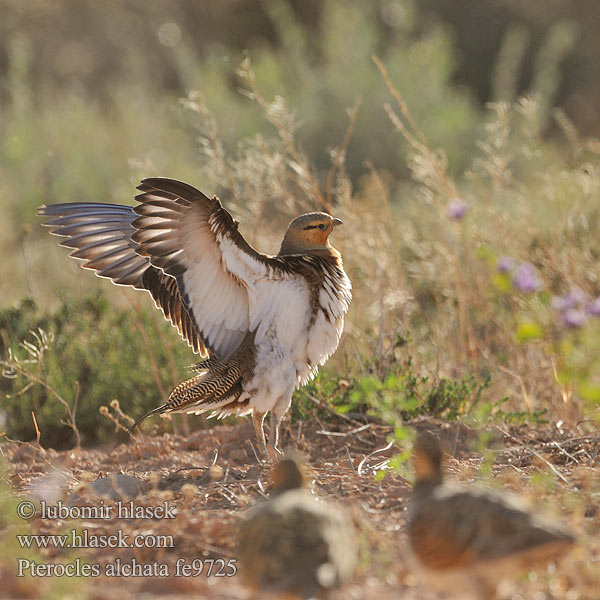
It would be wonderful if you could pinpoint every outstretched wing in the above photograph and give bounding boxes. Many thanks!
[38,178,281,360]
[37,202,209,356]
[131,177,281,359]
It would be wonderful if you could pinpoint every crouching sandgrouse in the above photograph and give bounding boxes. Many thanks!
[238,456,357,598]
[407,431,575,599]
[38,178,351,458]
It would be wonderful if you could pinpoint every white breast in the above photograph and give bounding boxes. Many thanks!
[306,311,344,370]
[303,267,351,384]
[250,275,312,348]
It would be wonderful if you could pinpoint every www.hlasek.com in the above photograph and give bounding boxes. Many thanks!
[17,528,174,550]
[17,558,238,578]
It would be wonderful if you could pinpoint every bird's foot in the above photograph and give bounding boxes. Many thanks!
[267,444,283,463]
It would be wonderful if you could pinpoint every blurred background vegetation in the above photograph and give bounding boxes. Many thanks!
[2,0,600,447]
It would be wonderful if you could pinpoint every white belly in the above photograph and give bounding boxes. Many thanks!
[245,339,296,416]
[307,311,343,367]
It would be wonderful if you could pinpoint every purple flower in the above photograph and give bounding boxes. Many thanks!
[552,295,575,312]
[552,288,588,312]
[496,256,515,274]
[512,263,543,294]
[587,296,600,316]
[552,288,593,329]
[569,287,588,306]
[561,308,587,329]
[447,199,468,221]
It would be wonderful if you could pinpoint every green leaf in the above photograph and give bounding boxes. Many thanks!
[476,244,496,265]
[515,321,543,342]
[577,381,600,403]
[374,469,388,482]
[492,272,512,293]
[394,425,412,441]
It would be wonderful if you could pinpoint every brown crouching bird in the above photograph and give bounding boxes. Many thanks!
[238,456,357,598]
[37,178,351,459]
[407,431,575,599]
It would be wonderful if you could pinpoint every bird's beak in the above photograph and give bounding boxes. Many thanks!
[332,217,344,228]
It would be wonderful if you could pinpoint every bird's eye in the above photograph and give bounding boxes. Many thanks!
[318,224,326,230]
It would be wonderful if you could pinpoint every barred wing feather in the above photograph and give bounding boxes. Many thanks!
[39,178,290,362]
[37,202,207,356]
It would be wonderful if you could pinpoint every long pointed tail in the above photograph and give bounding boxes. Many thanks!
[126,403,168,435]
[126,366,245,434]
[128,330,256,431]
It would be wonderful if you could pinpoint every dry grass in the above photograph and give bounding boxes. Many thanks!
[8,57,600,428]
[173,59,600,425]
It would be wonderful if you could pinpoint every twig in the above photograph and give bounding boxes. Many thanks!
[372,54,428,147]
[549,440,579,463]
[326,97,361,210]
[525,447,570,485]
[247,439,261,464]
[317,423,371,437]
[345,446,355,472]
[31,411,42,448]
[498,365,534,412]
[174,466,209,474]
[4,359,81,448]
[110,399,135,426]
[70,381,81,448]
[99,406,130,434]
[307,393,365,425]
[132,309,167,400]
[358,440,395,476]
[181,91,242,206]
[215,483,238,505]
[239,57,325,206]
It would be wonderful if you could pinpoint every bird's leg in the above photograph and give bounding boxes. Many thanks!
[267,412,283,462]
[252,410,268,460]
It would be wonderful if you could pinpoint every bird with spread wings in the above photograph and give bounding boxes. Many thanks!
[38,178,351,459]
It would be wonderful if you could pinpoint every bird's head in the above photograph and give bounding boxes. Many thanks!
[271,454,306,493]
[279,212,343,255]
[413,431,444,486]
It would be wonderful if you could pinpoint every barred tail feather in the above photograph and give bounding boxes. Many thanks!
[167,365,244,413]
[186,357,219,372]
[128,330,256,431]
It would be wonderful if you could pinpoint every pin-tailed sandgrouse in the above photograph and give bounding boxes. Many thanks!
[238,456,357,598]
[408,431,575,599]
[38,178,351,458]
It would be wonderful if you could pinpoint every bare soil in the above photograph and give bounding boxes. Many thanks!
[1,416,599,599]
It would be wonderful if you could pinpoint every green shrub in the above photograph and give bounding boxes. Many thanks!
[0,294,194,447]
